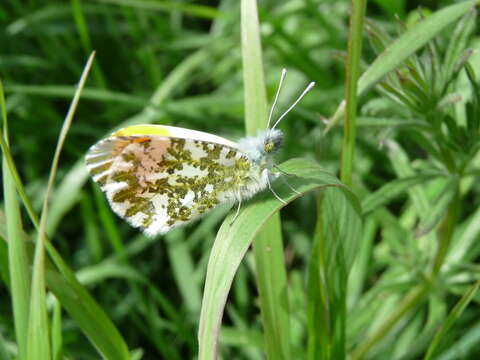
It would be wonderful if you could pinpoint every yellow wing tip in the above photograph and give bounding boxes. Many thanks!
[112,124,171,137]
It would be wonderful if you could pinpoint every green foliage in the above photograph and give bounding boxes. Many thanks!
[1,0,480,359]
[240,1,290,359]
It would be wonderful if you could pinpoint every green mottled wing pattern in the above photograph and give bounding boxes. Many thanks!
[86,135,256,236]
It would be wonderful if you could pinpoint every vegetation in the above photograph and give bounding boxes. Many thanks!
[1,0,480,359]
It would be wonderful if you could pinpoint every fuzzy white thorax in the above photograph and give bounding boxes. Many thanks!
[234,129,284,200]
[238,129,284,165]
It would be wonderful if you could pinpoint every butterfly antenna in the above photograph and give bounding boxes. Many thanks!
[267,68,287,130]
[271,81,315,130]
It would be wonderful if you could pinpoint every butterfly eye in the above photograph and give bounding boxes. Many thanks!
[264,142,275,153]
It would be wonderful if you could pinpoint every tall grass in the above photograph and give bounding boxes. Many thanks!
[1,0,480,359]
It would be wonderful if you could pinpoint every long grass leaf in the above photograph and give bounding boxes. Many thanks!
[95,0,220,19]
[240,0,291,359]
[165,230,202,314]
[0,79,31,360]
[46,268,130,359]
[0,57,132,360]
[198,158,361,360]
[26,52,95,360]
[51,298,62,360]
[4,85,146,107]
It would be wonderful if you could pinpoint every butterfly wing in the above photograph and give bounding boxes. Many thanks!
[86,125,254,236]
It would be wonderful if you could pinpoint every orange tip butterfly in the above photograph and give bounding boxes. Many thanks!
[86,69,314,236]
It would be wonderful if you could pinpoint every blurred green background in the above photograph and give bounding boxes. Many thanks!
[1,0,480,359]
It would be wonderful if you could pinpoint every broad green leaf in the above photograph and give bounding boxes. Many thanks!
[198,158,361,360]
[325,0,478,133]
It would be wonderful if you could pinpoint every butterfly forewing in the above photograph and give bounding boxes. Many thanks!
[86,134,252,236]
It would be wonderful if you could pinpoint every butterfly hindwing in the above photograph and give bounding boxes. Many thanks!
[86,133,253,236]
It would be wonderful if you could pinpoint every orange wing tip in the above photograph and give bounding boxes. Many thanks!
[112,124,172,137]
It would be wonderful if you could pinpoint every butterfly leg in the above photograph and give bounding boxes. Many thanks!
[273,164,298,178]
[267,175,287,204]
[230,196,242,226]
[279,175,301,195]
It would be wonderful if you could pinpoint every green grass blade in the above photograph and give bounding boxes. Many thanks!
[95,0,220,19]
[252,215,290,359]
[415,177,459,238]
[5,85,146,107]
[241,0,268,135]
[307,202,329,360]
[309,187,362,360]
[361,174,439,215]
[0,234,9,289]
[71,0,106,88]
[46,268,130,359]
[1,77,129,360]
[198,158,361,360]
[51,297,62,360]
[347,217,377,307]
[165,230,202,314]
[26,51,95,360]
[240,0,291,359]
[1,80,31,360]
[424,280,480,360]
[325,0,478,133]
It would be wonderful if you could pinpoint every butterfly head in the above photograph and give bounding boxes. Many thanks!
[263,129,284,154]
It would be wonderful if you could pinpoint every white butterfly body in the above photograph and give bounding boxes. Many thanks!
[86,124,282,236]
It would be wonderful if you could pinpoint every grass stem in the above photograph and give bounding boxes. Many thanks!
[340,0,366,187]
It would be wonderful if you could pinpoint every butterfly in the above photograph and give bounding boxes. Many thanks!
[85,70,314,236]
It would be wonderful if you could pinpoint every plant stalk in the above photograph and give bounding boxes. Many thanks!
[340,0,367,187]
